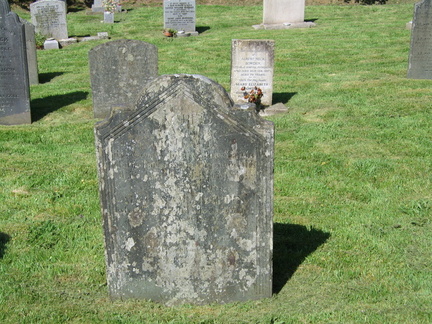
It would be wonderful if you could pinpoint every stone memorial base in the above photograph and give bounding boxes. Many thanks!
[44,39,59,50]
[253,21,316,30]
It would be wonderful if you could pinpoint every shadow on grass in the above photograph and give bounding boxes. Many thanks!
[273,92,297,105]
[196,26,211,34]
[31,91,89,122]
[273,223,330,294]
[38,72,64,84]
[0,232,11,259]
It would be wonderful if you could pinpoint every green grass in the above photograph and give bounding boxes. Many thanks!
[1,3,432,323]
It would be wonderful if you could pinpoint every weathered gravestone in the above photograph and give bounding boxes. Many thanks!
[0,0,31,125]
[164,0,198,35]
[95,74,274,305]
[30,0,68,40]
[20,18,39,85]
[407,0,432,79]
[230,39,275,107]
[89,40,158,119]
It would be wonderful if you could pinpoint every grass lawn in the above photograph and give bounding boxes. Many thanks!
[1,2,431,323]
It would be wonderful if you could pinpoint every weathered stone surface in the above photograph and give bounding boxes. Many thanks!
[0,0,31,125]
[44,38,59,49]
[230,39,275,106]
[259,102,288,117]
[263,0,305,24]
[95,74,274,305]
[408,0,432,79]
[30,0,68,40]
[89,39,158,119]
[164,0,197,34]
[20,18,39,85]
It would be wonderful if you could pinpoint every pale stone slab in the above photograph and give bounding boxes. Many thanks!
[89,39,158,119]
[44,38,59,49]
[30,0,68,40]
[230,39,275,106]
[0,0,31,125]
[407,0,432,79]
[95,74,274,305]
[164,0,196,33]
[263,0,305,24]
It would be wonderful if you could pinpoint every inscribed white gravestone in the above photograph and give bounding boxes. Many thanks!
[164,0,197,35]
[407,0,432,79]
[0,0,31,125]
[89,40,158,119]
[30,0,68,40]
[95,74,274,305]
[230,39,275,107]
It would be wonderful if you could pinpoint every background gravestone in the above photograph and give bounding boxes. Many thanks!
[263,0,305,24]
[0,0,31,125]
[407,0,432,79]
[95,74,274,305]
[164,0,197,34]
[230,39,275,106]
[89,39,158,119]
[20,18,39,85]
[30,0,68,40]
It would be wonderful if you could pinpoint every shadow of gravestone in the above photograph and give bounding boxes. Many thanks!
[273,223,330,294]
[0,232,11,259]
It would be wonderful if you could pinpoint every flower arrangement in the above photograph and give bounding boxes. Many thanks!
[103,0,118,13]
[241,86,263,106]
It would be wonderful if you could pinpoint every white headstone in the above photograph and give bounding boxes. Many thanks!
[230,39,275,107]
[263,0,305,24]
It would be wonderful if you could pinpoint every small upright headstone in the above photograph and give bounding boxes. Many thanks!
[253,0,315,29]
[230,39,275,107]
[95,74,274,305]
[0,0,31,125]
[164,0,198,35]
[20,18,39,85]
[264,0,305,24]
[89,40,158,119]
[30,0,68,40]
[407,0,432,79]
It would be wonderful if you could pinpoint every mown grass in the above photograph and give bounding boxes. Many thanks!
[1,3,431,323]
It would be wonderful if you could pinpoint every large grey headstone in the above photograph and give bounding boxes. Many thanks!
[89,40,158,119]
[0,0,31,125]
[230,39,275,106]
[30,0,68,40]
[20,18,39,85]
[408,0,432,79]
[95,74,274,305]
[164,0,196,33]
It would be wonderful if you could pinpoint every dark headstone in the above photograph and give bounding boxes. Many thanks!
[95,74,274,305]
[20,18,39,85]
[408,0,432,79]
[0,0,31,125]
[89,40,158,119]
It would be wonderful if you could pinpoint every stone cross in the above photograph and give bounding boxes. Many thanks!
[95,74,274,305]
